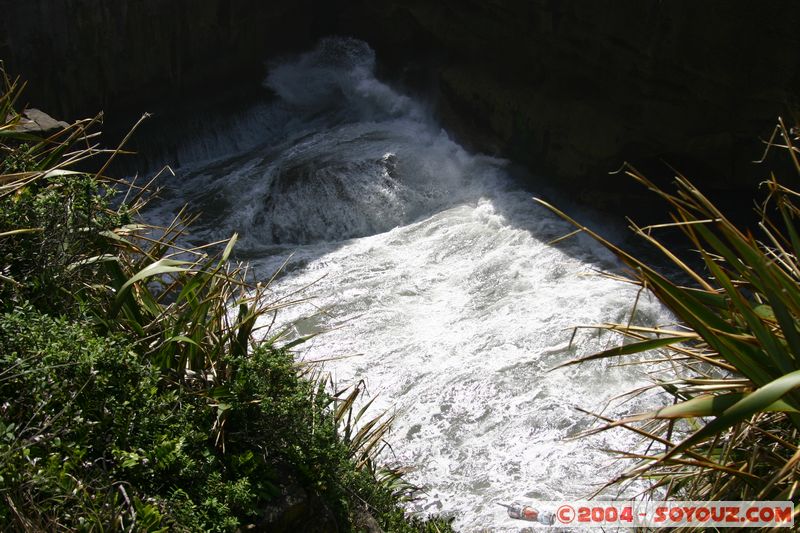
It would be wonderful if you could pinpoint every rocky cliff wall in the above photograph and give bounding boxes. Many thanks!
[333,0,800,202]
[3,1,799,203]
[0,0,327,121]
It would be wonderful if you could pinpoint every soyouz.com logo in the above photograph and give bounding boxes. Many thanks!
[500,500,795,528]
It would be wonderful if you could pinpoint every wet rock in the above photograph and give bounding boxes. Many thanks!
[10,109,69,134]
[353,505,384,533]
[257,466,340,532]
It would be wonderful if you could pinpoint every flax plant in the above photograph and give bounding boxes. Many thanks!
[537,119,800,526]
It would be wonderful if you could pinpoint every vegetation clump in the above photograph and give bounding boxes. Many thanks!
[540,119,800,528]
[0,66,452,531]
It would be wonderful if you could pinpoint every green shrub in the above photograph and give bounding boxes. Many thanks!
[0,306,453,532]
[0,172,125,313]
[0,304,266,531]
[0,62,452,532]
[0,305,164,529]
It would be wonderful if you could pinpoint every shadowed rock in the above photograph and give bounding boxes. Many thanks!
[10,109,69,134]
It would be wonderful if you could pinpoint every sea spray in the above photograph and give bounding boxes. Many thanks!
[146,37,670,531]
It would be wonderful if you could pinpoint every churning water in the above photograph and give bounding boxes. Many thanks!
[147,38,671,531]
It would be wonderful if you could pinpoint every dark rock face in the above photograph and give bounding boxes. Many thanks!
[333,0,800,202]
[3,1,799,203]
[0,0,325,121]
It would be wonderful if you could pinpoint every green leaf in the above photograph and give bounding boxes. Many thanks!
[42,169,82,179]
[282,333,319,350]
[551,336,684,370]
[67,254,117,271]
[666,369,800,460]
[0,227,43,237]
[221,233,238,264]
[110,258,190,318]
[648,393,800,419]
[164,335,200,347]
[119,258,191,293]
[754,304,776,320]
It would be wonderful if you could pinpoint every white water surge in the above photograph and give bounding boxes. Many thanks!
[148,38,671,531]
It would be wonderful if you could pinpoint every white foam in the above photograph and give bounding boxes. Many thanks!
[254,189,668,531]
[146,37,672,531]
